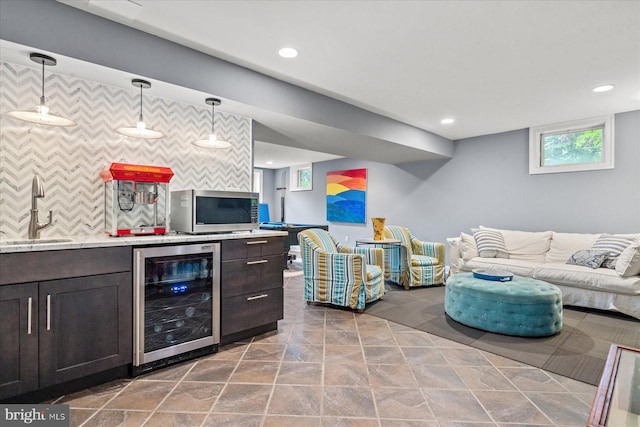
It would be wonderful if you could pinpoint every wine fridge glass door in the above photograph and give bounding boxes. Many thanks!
[133,243,220,367]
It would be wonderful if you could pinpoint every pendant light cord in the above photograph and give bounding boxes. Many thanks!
[40,60,46,105]
[138,84,144,122]
[211,103,215,133]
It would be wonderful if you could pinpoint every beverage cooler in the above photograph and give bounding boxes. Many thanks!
[132,243,220,375]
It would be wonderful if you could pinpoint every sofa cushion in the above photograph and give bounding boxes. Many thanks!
[591,234,639,269]
[566,250,609,269]
[460,232,478,261]
[473,229,509,258]
[545,232,600,264]
[501,229,553,262]
[460,257,537,278]
[534,263,640,295]
[615,244,640,277]
[411,255,439,267]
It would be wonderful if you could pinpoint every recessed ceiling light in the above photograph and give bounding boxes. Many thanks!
[278,47,298,58]
[441,118,455,124]
[593,84,614,93]
[266,161,273,165]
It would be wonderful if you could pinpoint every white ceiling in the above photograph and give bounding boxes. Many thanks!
[14,1,640,167]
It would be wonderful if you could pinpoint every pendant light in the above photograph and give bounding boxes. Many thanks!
[192,98,231,149]
[5,52,76,127]
[115,79,166,139]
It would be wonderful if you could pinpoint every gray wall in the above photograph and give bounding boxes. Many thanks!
[278,110,640,246]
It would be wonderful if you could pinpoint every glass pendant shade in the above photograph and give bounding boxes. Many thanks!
[5,53,76,127]
[192,98,231,149]
[115,79,166,139]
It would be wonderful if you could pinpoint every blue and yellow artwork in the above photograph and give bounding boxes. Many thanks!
[326,168,366,223]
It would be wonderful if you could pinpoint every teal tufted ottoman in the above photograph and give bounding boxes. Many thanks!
[445,273,563,337]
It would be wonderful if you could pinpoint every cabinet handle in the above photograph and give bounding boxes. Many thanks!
[246,259,268,265]
[46,294,51,331]
[246,240,267,245]
[27,297,33,335]
[247,294,268,301]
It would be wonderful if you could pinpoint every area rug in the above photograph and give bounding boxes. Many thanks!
[365,284,640,386]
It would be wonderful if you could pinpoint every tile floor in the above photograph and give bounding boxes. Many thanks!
[54,269,597,426]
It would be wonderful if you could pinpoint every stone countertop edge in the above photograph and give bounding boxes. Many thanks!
[0,230,288,253]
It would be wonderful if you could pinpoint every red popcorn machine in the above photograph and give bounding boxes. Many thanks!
[100,162,174,236]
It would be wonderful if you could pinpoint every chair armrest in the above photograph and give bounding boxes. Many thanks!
[311,248,367,284]
[446,237,462,275]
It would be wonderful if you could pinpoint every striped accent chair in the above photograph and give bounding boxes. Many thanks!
[383,225,445,289]
[298,228,385,312]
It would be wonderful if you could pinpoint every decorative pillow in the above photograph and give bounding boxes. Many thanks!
[459,232,479,260]
[591,234,639,269]
[615,244,640,277]
[473,229,509,259]
[566,250,609,269]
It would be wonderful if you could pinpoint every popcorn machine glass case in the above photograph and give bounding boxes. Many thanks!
[101,163,174,236]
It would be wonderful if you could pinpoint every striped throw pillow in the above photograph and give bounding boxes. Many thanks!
[591,234,639,269]
[473,229,509,259]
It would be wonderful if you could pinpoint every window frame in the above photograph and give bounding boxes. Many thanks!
[528,115,614,175]
[253,168,263,202]
[289,163,313,191]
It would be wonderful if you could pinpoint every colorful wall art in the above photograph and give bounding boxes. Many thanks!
[326,168,367,223]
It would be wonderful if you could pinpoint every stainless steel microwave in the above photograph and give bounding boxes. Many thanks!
[170,190,259,234]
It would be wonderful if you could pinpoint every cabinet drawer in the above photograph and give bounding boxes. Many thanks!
[0,246,132,285]
[221,254,283,298]
[221,237,283,260]
[221,287,283,336]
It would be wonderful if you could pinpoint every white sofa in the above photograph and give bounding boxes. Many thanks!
[447,227,640,320]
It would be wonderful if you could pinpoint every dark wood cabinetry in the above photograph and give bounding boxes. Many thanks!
[220,237,284,340]
[0,247,132,400]
[0,283,39,399]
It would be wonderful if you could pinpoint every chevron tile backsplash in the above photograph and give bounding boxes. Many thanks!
[0,61,252,239]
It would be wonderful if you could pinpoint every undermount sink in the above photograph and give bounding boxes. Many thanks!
[2,238,73,245]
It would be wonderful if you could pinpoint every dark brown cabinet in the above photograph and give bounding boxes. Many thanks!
[0,283,39,399]
[220,237,284,339]
[0,247,132,400]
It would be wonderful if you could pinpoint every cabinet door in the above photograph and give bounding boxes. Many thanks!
[0,283,39,399]
[38,272,132,388]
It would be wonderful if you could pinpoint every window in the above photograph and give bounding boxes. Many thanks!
[529,116,614,174]
[290,163,312,191]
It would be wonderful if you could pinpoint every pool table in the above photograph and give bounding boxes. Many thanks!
[259,222,329,267]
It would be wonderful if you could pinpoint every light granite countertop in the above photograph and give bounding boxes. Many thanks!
[0,229,288,253]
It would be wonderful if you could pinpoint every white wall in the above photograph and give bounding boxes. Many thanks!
[280,110,640,246]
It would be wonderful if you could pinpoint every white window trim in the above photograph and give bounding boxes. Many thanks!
[528,115,614,175]
[253,169,263,202]
[290,163,312,191]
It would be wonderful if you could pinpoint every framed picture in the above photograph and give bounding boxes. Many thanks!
[326,168,366,223]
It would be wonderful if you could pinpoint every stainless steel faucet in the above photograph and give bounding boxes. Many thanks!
[28,174,53,239]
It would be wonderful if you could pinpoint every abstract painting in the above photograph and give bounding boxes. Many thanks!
[326,168,367,223]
